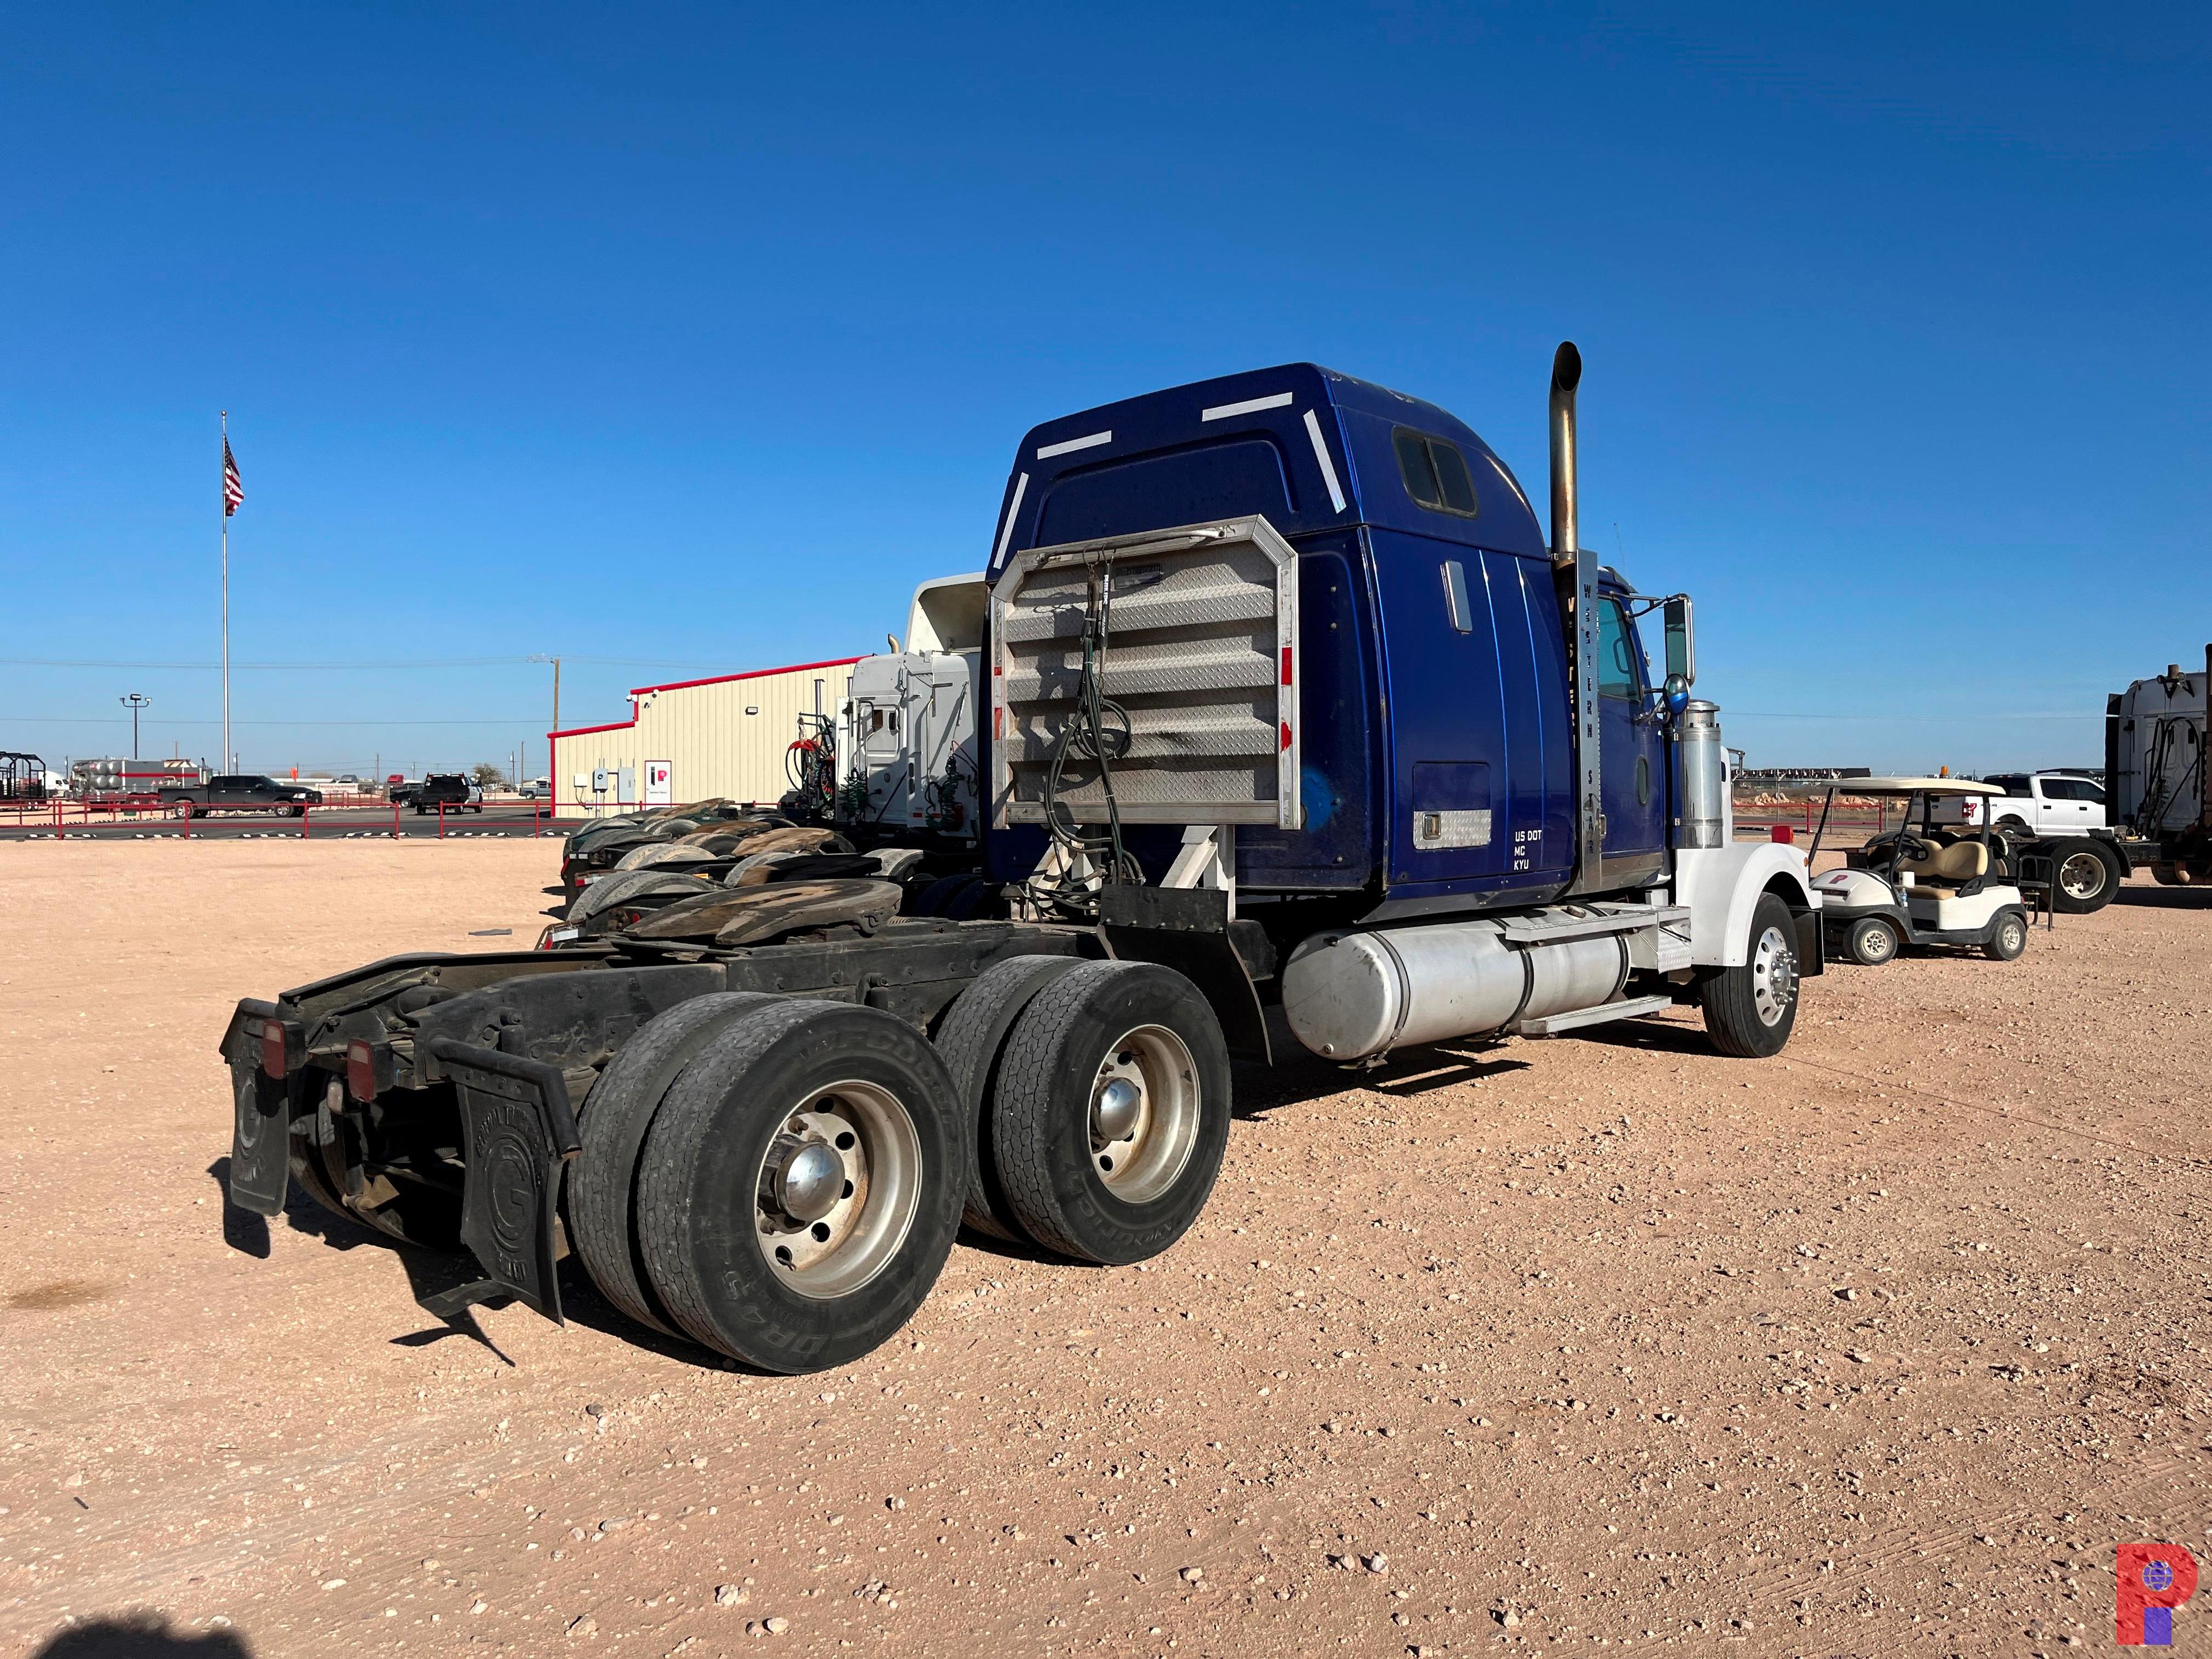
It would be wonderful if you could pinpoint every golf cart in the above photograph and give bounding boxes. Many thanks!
[1808,778,2032,966]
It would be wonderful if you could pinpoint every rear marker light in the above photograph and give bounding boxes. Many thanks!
[1281,647,1293,686]
[260,1022,287,1080]
[346,1039,377,1103]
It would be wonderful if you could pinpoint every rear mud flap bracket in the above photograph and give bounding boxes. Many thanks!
[427,1037,582,1323]
[1097,885,1271,1064]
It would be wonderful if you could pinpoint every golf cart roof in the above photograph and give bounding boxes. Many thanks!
[1838,776,2009,796]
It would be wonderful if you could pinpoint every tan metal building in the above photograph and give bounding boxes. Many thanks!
[548,656,859,816]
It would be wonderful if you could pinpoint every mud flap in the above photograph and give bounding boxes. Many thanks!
[230,1057,295,1215]
[1794,908,1825,978]
[228,1002,298,1216]
[427,1037,582,1322]
[1097,885,1271,1063]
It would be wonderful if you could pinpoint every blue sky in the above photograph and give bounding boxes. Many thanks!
[2,3,2205,778]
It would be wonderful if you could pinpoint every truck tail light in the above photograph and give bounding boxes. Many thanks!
[260,1021,288,1080]
[1770,824,1795,845]
[1281,647,1293,686]
[346,1039,378,1103]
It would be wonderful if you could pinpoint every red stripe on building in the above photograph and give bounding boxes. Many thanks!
[627,656,864,698]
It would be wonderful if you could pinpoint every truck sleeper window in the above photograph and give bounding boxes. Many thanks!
[1392,428,1481,518]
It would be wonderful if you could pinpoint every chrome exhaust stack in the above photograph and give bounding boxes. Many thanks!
[1551,342,1603,893]
[1548,342,1582,567]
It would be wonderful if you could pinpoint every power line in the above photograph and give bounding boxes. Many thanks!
[1,715,544,727]
[0,655,760,672]
[1728,710,2090,722]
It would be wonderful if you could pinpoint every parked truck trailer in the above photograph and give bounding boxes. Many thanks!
[220,347,1820,1374]
[2107,650,2212,885]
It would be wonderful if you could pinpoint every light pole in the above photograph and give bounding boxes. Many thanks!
[120,692,151,760]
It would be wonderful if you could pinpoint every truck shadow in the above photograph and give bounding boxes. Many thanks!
[207,1156,524,1365]
[2113,885,2212,910]
[203,1158,270,1260]
[1573,1015,1714,1058]
[31,1612,253,1656]
[1232,1014,1532,1118]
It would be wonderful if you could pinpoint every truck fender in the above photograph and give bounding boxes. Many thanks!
[1673,843,1819,968]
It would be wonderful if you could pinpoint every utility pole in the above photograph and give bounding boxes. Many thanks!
[529,654,561,787]
[120,692,151,760]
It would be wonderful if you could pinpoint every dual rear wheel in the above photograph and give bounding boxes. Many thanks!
[565,960,1232,1373]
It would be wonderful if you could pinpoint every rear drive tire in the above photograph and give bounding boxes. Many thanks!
[569,992,781,1335]
[931,955,1085,1243]
[2049,840,2120,914]
[635,1001,965,1373]
[991,961,1232,1264]
[1846,915,1902,966]
[1699,893,1801,1058]
[1983,909,2029,961]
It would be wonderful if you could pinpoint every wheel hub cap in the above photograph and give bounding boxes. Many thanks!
[1092,1077,1143,1144]
[2060,853,2103,898]
[1086,1025,1202,1203]
[752,1084,921,1301]
[771,1138,846,1224]
[1751,925,1797,1026]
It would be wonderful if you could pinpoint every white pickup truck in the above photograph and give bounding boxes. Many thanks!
[1956,771,2108,834]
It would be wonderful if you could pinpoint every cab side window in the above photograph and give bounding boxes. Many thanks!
[1597,598,1642,699]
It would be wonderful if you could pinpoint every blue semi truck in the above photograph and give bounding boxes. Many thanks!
[221,346,1819,1374]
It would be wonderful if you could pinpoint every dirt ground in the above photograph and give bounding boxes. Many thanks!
[2,840,2206,1658]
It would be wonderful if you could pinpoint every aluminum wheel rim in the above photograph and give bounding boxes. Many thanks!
[1750,923,1797,1026]
[1860,922,1896,963]
[752,1080,920,1301]
[1088,1024,1200,1205]
[2058,851,2105,900]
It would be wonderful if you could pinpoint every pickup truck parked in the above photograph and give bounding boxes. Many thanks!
[1960,772,2108,834]
[409,774,485,815]
[159,774,323,818]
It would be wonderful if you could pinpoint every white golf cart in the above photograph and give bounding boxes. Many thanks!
[1808,778,2032,966]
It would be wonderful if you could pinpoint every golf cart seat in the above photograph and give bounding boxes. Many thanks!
[1900,836,1987,897]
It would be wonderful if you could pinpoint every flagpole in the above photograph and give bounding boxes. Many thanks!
[221,411,232,772]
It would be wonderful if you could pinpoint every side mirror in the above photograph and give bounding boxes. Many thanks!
[1663,596,1695,687]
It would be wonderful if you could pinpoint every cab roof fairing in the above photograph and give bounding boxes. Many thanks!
[983,363,1550,581]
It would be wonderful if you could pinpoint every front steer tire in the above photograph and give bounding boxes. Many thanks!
[634,1001,966,1374]
[1699,893,1801,1059]
[991,961,1232,1266]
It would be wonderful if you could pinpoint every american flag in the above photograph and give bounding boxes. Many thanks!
[223,438,244,517]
